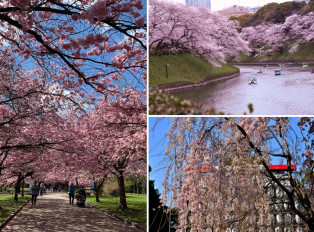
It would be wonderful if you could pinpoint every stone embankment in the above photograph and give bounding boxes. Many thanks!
[156,70,240,92]
[231,59,314,65]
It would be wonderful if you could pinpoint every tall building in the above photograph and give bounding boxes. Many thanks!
[185,0,211,10]
[264,165,306,231]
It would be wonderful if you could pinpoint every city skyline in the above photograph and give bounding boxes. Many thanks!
[160,0,290,11]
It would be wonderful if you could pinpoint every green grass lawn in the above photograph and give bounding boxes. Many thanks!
[86,193,146,229]
[149,54,239,86]
[0,194,31,224]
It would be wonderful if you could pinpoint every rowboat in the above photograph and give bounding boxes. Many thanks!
[274,69,281,75]
[248,77,257,84]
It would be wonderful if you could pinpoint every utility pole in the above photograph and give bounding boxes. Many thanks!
[166,64,169,78]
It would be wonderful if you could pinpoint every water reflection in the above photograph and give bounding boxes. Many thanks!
[171,65,314,115]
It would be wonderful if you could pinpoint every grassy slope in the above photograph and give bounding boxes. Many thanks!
[86,193,146,229]
[238,41,314,61]
[0,195,31,224]
[149,54,239,86]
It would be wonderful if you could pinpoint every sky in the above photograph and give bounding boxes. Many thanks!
[149,117,304,205]
[160,0,290,11]
[149,117,173,201]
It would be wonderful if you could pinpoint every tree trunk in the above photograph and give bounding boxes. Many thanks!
[308,222,314,232]
[117,173,127,210]
[93,177,106,203]
[13,171,34,201]
[94,181,101,203]
[136,181,139,194]
[21,180,24,197]
[14,192,18,201]
[95,187,100,202]
[14,181,21,201]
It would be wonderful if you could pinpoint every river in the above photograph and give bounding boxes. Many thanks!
[171,65,314,115]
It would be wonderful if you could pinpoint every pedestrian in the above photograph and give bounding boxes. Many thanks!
[31,181,40,206]
[68,181,76,205]
[79,187,86,199]
[40,182,44,196]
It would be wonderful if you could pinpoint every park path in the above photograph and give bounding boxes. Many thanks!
[3,192,143,232]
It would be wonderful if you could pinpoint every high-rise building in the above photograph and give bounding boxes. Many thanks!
[185,0,211,10]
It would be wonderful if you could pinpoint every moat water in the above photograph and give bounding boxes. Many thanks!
[171,65,314,115]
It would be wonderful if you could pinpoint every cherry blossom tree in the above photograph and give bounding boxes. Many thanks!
[0,0,147,204]
[241,12,314,57]
[149,0,249,66]
[0,0,146,92]
[0,53,84,186]
[19,87,147,207]
[160,117,314,231]
[75,91,146,209]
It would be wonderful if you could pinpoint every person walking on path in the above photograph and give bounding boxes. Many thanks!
[31,181,40,206]
[40,182,44,196]
[68,182,76,205]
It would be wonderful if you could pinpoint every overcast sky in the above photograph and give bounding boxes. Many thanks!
[160,0,291,11]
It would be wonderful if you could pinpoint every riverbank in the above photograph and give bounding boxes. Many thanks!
[149,54,240,91]
[232,59,314,65]
[233,41,314,64]
[156,71,240,92]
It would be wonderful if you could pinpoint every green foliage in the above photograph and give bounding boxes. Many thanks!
[0,187,15,194]
[103,180,119,196]
[238,1,308,27]
[236,14,254,28]
[0,195,31,224]
[123,179,133,193]
[103,176,146,196]
[229,16,238,21]
[124,174,146,194]
[275,1,306,23]
[248,103,254,114]
[149,54,239,86]
[149,166,169,232]
[310,0,314,11]
[86,193,146,229]
[252,2,279,25]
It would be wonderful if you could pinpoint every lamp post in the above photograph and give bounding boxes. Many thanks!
[166,64,169,78]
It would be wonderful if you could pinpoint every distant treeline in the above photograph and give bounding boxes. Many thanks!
[230,0,314,27]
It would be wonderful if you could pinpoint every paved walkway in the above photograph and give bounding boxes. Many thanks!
[3,192,143,232]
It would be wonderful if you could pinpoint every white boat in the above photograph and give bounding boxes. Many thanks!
[302,63,308,68]
[248,77,257,84]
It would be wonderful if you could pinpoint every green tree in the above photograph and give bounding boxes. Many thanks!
[149,166,169,232]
